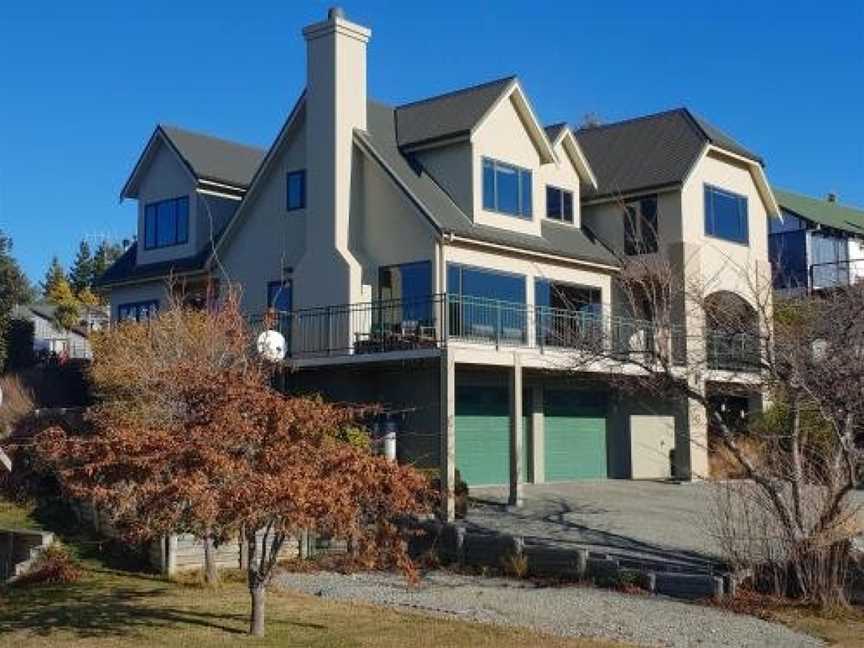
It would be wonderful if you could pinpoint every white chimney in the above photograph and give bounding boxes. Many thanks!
[300,7,370,308]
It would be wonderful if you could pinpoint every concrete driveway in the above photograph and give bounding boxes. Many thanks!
[468,481,864,572]
[468,480,740,572]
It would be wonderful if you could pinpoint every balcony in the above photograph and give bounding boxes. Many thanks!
[809,258,864,292]
[254,294,673,364]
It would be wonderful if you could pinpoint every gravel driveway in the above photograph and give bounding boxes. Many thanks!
[275,570,823,648]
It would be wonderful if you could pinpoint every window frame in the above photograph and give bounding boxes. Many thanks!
[117,300,159,322]
[447,262,527,304]
[143,196,190,250]
[286,170,306,211]
[624,195,659,256]
[704,184,749,245]
[482,157,533,219]
[545,185,574,224]
[267,280,293,312]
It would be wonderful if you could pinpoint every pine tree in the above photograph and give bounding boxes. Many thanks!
[91,240,124,282]
[0,230,34,368]
[41,256,67,299]
[69,240,94,294]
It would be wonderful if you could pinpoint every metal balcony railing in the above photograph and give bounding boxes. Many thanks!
[809,258,864,291]
[706,331,761,372]
[254,293,681,363]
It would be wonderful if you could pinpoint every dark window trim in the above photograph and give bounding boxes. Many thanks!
[286,169,306,211]
[117,300,159,322]
[545,184,575,223]
[267,279,293,310]
[704,183,749,246]
[447,262,527,302]
[143,196,190,250]
[482,157,533,220]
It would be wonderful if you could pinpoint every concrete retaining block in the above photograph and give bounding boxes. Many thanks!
[463,532,520,568]
[586,557,620,584]
[523,546,588,579]
[654,572,724,599]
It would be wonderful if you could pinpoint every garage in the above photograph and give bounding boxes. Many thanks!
[455,385,510,486]
[544,390,608,481]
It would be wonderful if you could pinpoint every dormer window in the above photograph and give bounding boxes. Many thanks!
[144,196,189,249]
[546,186,574,223]
[482,158,532,219]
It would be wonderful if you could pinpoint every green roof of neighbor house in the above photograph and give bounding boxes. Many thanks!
[773,188,864,236]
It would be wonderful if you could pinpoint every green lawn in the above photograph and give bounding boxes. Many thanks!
[0,497,630,648]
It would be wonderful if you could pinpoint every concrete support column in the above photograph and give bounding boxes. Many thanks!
[675,381,709,480]
[530,385,545,484]
[508,355,524,508]
[439,351,456,521]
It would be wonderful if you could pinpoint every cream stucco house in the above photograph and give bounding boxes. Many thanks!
[95,8,781,519]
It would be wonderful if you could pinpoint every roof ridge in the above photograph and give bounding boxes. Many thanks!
[575,107,688,134]
[158,123,266,153]
[775,186,864,212]
[395,75,516,110]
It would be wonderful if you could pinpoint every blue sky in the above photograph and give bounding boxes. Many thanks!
[1,1,862,283]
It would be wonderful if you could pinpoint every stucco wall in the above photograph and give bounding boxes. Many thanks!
[537,138,582,228]
[681,150,772,300]
[135,138,197,266]
[218,111,308,315]
[416,143,473,218]
[471,95,544,236]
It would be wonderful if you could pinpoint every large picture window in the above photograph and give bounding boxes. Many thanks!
[705,185,748,244]
[144,196,189,249]
[378,261,433,325]
[482,158,532,218]
[546,185,574,223]
[447,263,526,343]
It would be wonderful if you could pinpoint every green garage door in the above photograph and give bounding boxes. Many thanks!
[544,390,607,481]
[456,386,509,486]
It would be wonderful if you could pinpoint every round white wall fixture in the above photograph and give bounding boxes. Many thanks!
[256,330,286,362]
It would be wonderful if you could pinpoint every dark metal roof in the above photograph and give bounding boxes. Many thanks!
[544,122,568,143]
[93,242,211,288]
[361,101,618,268]
[575,108,762,200]
[394,76,515,149]
[159,125,266,188]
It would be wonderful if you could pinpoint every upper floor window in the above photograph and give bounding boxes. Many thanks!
[118,300,159,322]
[482,158,532,219]
[705,185,748,244]
[624,196,658,255]
[144,196,189,250]
[286,170,306,211]
[546,186,574,223]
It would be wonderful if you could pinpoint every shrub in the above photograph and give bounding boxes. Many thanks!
[3,317,35,372]
[13,543,82,587]
[0,374,34,437]
[424,468,470,518]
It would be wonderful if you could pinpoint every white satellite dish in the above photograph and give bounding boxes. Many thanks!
[256,330,286,362]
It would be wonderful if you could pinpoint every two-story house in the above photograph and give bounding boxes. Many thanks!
[95,8,780,519]
[768,189,864,294]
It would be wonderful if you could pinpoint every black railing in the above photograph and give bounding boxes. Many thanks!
[706,331,761,372]
[255,293,681,362]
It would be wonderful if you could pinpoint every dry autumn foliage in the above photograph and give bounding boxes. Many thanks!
[35,291,431,637]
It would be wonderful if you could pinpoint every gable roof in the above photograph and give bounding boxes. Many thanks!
[575,108,763,200]
[774,188,864,236]
[159,125,266,189]
[358,101,618,268]
[93,241,211,288]
[121,125,266,200]
[395,76,516,149]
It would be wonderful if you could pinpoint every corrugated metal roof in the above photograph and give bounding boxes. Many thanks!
[774,188,864,236]
[394,76,515,149]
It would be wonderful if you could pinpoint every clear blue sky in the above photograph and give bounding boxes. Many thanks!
[1,1,862,283]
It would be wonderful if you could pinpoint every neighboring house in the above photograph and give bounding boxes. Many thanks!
[95,8,780,517]
[13,303,108,359]
[768,189,864,294]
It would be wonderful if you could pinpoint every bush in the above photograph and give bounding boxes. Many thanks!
[0,374,34,437]
[12,543,82,587]
[423,468,470,518]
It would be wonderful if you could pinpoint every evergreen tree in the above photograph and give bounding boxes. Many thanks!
[69,240,94,294]
[41,256,67,298]
[91,240,124,282]
[0,230,34,368]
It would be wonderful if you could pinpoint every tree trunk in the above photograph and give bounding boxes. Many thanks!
[249,584,266,637]
[239,528,249,571]
[203,533,219,586]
